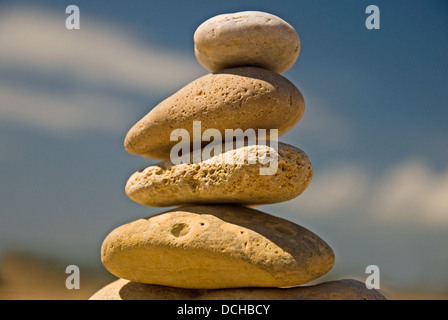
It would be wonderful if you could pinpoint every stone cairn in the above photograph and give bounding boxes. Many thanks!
[90,11,386,300]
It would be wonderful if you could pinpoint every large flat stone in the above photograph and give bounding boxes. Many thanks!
[101,205,334,289]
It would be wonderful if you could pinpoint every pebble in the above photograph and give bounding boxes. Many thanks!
[125,142,312,207]
[124,67,304,160]
[194,11,300,73]
[101,205,334,289]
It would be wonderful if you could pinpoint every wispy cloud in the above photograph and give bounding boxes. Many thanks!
[0,83,133,133]
[0,6,204,93]
[373,159,448,225]
[287,164,369,212]
[0,6,204,134]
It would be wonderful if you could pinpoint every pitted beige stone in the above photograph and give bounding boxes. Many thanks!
[125,142,312,207]
[89,279,387,300]
[100,205,334,289]
[124,67,305,160]
[194,11,300,73]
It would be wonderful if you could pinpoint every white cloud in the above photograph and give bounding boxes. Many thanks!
[0,6,206,134]
[286,165,370,212]
[0,6,205,93]
[373,160,448,225]
[277,159,448,226]
[0,83,132,133]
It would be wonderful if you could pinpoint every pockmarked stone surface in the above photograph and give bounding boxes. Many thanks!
[125,142,312,207]
[124,67,304,160]
[194,11,300,73]
[89,279,387,300]
[101,205,334,289]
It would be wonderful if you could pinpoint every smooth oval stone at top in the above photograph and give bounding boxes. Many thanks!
[101,205,334,289]
[125,142,313,207]
[124,67,305,160]
[194,11,301,73]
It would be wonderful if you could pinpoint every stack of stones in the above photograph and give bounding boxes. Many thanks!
[90,11,386,300]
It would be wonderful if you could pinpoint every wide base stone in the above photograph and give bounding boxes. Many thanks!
[89,278,387,300]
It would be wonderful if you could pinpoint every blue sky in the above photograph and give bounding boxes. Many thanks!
[0,1,447,296]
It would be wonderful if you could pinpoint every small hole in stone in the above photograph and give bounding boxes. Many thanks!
[171,223,189,237]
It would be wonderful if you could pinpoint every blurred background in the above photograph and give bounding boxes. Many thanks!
[0,0,447,299]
